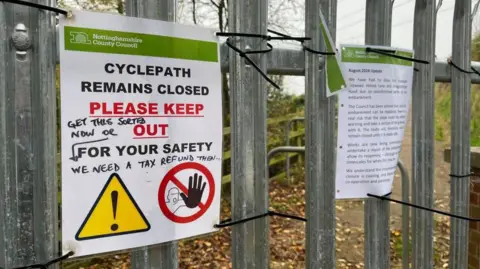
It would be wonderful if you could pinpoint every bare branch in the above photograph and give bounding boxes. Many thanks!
[192,0,198,24]
[224,0,229,31]
[473,0,480,21]
[210,0,220,9]
[212,0,225,31]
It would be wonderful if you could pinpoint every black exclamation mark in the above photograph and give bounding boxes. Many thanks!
[110,190,119,231]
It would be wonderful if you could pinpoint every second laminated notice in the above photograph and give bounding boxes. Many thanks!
[335,44,414,199]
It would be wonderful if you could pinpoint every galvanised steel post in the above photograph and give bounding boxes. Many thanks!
[125,0,178,268]
[363,0,392,268]
[449,0,472,268]
[228,0,268,268]
[304,0,337,267]
[397,160,410,269]
[0,1,58,268]
[411,0,436,268]
[398,160,410,269]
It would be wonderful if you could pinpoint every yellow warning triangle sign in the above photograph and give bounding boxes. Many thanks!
[75,173,150,241]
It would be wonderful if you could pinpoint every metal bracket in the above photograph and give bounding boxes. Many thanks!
[11,23,31,60]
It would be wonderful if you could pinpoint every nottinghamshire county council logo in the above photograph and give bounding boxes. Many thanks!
[343,47,355,58]
[70,32,91,44]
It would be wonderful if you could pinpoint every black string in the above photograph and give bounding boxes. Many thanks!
[243,43,273,55]
[448,59,480,76]
[0,0,67,15]
[382,191,392,197]
[217,30,338,59]
[269,211,307,222]
[471,66,480,76]
[216,32,269,39]
[367,193,480,222]
[447,59,480,76]
[447,58,476,74]
[214,210,306,228]
[225,37,279,89]
[302,45,336,56]
[366,47,430,64]
[449,173,474,178]
[224,29,335,55]
[9,251,74,269]
[266,29,311,42]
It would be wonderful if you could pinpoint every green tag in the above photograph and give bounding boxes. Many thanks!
[319,10,347,96]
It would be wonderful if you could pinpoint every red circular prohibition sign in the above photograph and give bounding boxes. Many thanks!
[158,162,215,223]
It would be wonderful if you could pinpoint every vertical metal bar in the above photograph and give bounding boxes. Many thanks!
[125,1,177,268]
[398,161,410,269]
[125,0,175,20]
[449,0,471,268]
[0,1,57,268]
[363,0,392,268]
[252,0,268,265]
[228,0,268,268]
[411,0,436,268]
[304,0,337,267]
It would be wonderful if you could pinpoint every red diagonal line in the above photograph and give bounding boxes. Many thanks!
[170,176,206,210]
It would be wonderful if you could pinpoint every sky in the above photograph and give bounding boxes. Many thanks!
[283,0,480,95]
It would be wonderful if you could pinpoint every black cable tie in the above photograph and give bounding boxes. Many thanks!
[216,32,269,39]
[266,29,311,42]
[447,59,480,76]
[243,43,273,55]
[214,210,306,228]
[367,193,480,222]
[217,30,333,56]
[269,211,307,222]
[214,212,270,228]
[10,251,74,269]
[447,58,476,74]
[302,45,336,56]
[0,0,68,15]
[366,47,430,64]
[449,173,474,178]
[382,191,392,197]
[225,37,279,89]
[471,66,480,76]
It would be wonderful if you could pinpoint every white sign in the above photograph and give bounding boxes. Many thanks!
[59,10,223,257]
[335,44,414,199]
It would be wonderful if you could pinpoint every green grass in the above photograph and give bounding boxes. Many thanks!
[434,83,480,146]
[434,32,480,146]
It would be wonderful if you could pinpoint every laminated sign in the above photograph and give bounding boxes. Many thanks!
[59,10,223,257]
[335,44,414,199]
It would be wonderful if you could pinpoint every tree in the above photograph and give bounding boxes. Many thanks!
[58,0,124,14]
[183,0,305,124]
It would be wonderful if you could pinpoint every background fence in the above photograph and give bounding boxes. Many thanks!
[1,0,480,268]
